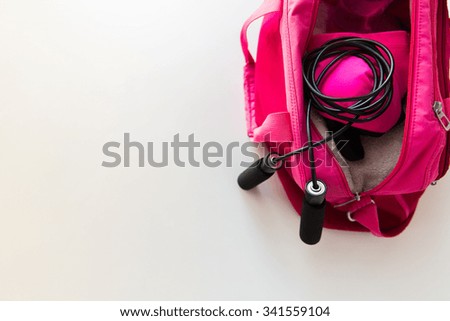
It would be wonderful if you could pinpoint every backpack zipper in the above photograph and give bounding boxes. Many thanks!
[433,101,450,131]
[364,0,448,191]
[365,0,450,195]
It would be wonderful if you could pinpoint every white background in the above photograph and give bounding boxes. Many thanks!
[0,0,449,300]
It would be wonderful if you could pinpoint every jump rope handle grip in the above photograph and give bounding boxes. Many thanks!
[237,154,281,190]
[300,181,327,245]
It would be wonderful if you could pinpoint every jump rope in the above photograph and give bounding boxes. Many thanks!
[238,37,395,244]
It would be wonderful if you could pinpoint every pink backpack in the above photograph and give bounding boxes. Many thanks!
[238,0,450,244]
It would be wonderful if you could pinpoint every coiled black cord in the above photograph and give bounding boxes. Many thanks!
[274,37,394,189]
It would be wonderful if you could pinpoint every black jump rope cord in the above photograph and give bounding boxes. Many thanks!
[273,37,395,188]
[237,37,394,244]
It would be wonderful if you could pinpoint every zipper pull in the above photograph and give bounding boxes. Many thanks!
[333,193,361,208]
[433,101,450,131]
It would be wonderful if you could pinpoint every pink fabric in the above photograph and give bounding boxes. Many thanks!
[254,13,287,128]
[308,31,410,134]
[240,0,283,64]
[240,0,450,237]
[253,112,293,142]
[325,0,410,33]
[243,64,256,137]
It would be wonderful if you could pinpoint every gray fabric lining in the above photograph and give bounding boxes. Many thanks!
[311,112,404,193]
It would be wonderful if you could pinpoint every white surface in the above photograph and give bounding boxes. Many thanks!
[0,0,450,300]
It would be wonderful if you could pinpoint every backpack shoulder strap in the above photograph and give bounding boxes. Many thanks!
[241,0,283,64]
